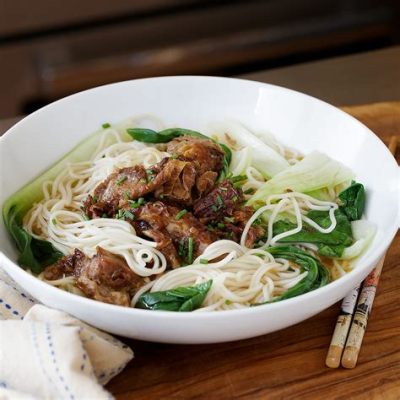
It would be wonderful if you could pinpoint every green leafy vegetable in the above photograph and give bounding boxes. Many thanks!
[126,127,207,143]
[136,280,212,311]
[338,181,365,221]
[208,120,289,178]
[254,246,329,304]
[273,209,353,257]
[340,220,376,260]
[218,143,232,182]
[3,122,132,272]
[248,151,354,207]
[4,206,64,273]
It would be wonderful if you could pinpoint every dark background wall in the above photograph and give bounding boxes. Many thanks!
[0,0,399,118]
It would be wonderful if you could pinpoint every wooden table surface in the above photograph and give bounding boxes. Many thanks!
[103,102,400,400]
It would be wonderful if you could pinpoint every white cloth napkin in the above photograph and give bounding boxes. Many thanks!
[0,267,133,400]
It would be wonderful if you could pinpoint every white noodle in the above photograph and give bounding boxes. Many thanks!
[22,118,352,310]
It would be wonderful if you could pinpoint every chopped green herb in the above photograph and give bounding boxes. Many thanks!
[244,188,255,195]
[102,122,111,129]
[231,195,239,202]
[211,205,218,212]
[51,218,57,225]
[231,175,247,184]
[178,239,185,257]
[116,175,127,186]
[128,197,145,208]
[123,210,135,221]
[216,194,223,207]
[128,200,140,208]
[200,259,209,264]
[175,209,188,220]
[187,237,193,264]
[82,214,90,221]
[224,216,235,223]
[217,223,225,229]
[117,209,124,219]
[123,191,130,201]
[92,195,98,203]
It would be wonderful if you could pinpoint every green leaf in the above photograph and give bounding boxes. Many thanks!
[3,122,132,272]
[272,209,353,257]
[218,143,232,182]
[338,181,365,221]
[254,246,329,305]
[136,280,212,311]
[126,127,207,143]
[5,206,63,273]
[248,151,354,207]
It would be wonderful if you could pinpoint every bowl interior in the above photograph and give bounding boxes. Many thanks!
[0,76,399,295]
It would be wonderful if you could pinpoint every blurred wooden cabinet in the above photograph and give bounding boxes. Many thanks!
[0,0,397,118]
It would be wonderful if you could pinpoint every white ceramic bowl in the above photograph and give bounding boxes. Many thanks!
[0,77,399,344]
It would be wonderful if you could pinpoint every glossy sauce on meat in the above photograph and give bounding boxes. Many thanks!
[44,247,145,306]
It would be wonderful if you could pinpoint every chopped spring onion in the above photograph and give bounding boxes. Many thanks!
[123,210,135,221]
[230,175,247,184]
[175,209,188,220]
[200,259,208,264]
[116,175,127,186]
[187,237,193,264]
[102,122,111,129]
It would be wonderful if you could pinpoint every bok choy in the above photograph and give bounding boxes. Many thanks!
[207,120,289,178]
[254,246,329,304]
[248,151,354,207]
[2,124,131,272]
[136,280,212,311]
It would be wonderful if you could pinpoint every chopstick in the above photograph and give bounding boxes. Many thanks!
[326,134,398,369]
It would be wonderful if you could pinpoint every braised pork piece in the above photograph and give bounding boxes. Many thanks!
[44,247,145,306]
[46,135,264,306]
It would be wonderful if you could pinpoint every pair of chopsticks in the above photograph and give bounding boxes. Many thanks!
[326,135,398,369]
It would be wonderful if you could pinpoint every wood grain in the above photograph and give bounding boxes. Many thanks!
[105,102,400,400]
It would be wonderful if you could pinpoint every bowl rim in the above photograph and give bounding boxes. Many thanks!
[1,75,399,319]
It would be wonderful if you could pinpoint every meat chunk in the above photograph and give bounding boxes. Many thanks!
[193,180,243,221]
[166,136,225,175]
[152,158,197,205]
[43,248,86,280]
[193,180,264,247]
[43,247,145,306]
[84,164,161,218]
[129,201,216,267]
